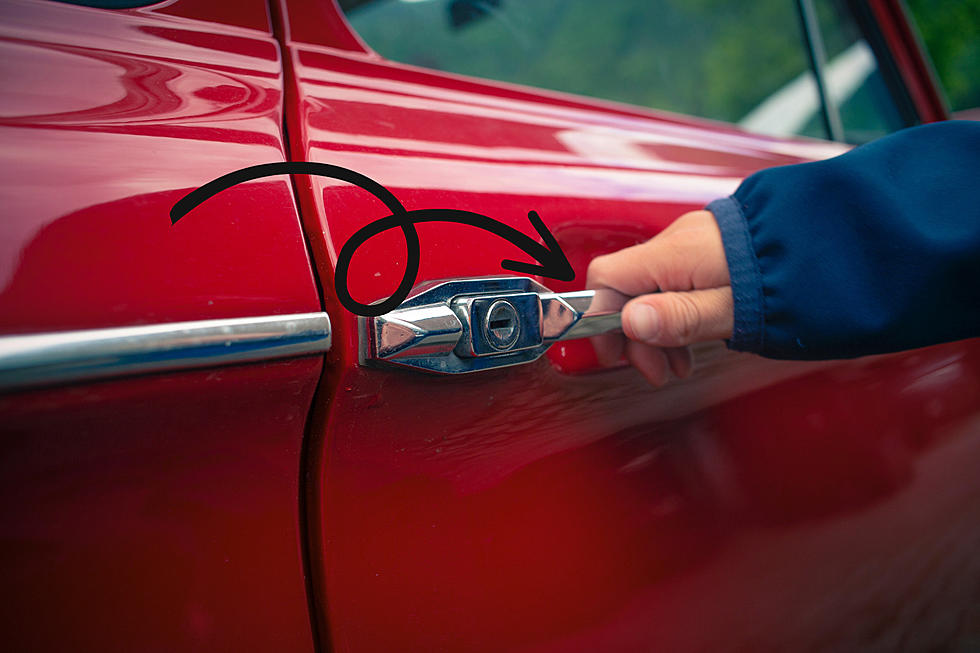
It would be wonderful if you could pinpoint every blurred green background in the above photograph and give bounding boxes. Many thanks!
[907,0,980,113]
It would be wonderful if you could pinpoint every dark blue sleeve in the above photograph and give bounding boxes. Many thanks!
[707,120,980,360]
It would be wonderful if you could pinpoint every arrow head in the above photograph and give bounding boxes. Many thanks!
[500,210,575,282]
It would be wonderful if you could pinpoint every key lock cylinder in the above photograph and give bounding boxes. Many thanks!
[360,277,623,374]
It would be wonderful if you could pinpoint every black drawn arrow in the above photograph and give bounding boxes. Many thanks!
[170,162,574,317]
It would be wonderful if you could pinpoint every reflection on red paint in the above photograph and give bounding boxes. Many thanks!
[0,0,318,335]
[0,2,322,650]
[313,343,980,652]
[276,1,980,650]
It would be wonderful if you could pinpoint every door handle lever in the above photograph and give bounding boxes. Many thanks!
[540,290,623,341]
[360,277,623,374]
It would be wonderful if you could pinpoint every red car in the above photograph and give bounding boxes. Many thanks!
[1,0,978,651]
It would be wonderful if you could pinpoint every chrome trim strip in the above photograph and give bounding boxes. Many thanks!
[0,312,331,391]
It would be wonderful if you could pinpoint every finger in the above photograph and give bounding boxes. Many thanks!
[664,346,693,379]
[623,287,733,348]
[586,210,729,295]
[590,332,625,367]
[585,288,630,367]
[625,340,669,387]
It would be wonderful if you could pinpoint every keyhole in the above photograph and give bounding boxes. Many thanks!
[484,300,520,350]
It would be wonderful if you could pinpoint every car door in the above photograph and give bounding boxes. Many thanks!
[274,1,980,652]
[0,1,325,650]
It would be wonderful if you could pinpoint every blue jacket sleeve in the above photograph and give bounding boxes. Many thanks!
[707,120,980,360]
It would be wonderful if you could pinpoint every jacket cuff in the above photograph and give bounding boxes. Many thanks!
[706,197,765,353]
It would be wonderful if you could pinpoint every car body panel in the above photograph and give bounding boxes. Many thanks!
[0,0,320,335]
[275,1,980,651]
[0,1,322,649]
[0,358,320,652]
[0,0,976,651]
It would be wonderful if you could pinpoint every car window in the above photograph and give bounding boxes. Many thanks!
[739,0,912,143]
[341,0,825,138]
[339,0,914,143]
[905,0,980,116]
[813,0,908,142]
[50,0,159,7]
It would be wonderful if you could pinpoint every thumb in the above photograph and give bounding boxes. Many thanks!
[623,287,734,347]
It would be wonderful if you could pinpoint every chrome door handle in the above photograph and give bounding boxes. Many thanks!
[359,277,624,374]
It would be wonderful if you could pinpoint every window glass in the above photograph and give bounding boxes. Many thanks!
[812,0,907,143]
[342,0,827,139]
[905,0,980,115]
[50,1,159,7]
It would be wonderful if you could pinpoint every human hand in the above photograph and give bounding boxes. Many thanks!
[586,210,734,386]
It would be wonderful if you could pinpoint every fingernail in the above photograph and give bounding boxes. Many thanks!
[629,304,660,342]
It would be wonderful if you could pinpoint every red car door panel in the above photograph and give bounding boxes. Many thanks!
[1,0,977,651]
[0,360,321,652]
[0,0,319,334]
[275,1,980,651]
[0,1,322,650]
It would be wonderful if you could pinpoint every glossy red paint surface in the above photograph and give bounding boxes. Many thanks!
[0,1,974,651]
[276,1,980,651]
[0,358,321,652]
[0,0,320,335]
[311,344,980,652]
[155,0,273,33]
[0,1,324,651]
